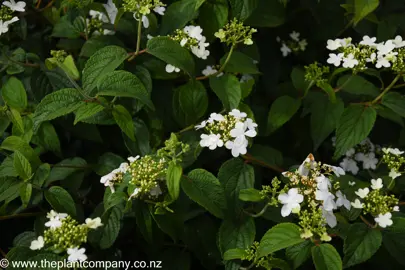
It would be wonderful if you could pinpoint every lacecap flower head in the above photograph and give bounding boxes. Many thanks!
[122,0,166,28]
[196,109,258,157]
[214,18,257,46]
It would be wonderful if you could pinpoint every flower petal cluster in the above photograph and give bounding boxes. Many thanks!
[122,0,166,29]
[214,18,257,46]
[171,25,210,60]
[277,31,308,57]
[196,109,257,157]
[0,1,24,36]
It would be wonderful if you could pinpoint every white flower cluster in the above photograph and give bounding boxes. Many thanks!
[336,138,379,175]
[100,157,137,192]
[136,4,165,28]
[351,179,399,228]
[280,156,350,228]
[277,31,308,57]
[196,109,257,157]
[326,35,405,70]
[0,0,25,35]
[88,0,118,35]
[382,147,404,179]
[201,65,222,77]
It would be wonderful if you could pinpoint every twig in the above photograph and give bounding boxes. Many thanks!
[0,212,41,221]
[242,154,284,173]
[51,164,92,169]
[360,215,375,228]
[128,49,147,61]
[371,74,401,104]
[243,204,269,218]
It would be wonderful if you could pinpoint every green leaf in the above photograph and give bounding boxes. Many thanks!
[336,75,380,97]
[100,206,124,249]
[229,0,258,21]
[354,0,380,25]
[173,80,208,127]
[181,169,226,219]
[311,244,342,270]
[334,105,376,158]
[198,0,228,39]
[220,52,259,74]
[147,36,195,76]
[44,186,76,217]
[311,96,344,150]
[267,96,301,134]
[2,77,27,111]
[13,150,32,181]
[95,152,125,176]
[223,248,248,260]
[134,201,154,244]
[74,102,105,124]
[32,163,50,187]
[166,161,183,200]
[8,108,24,134]
[33,88,84,131]
[239,188,263,202]
[52,15,81,38]
[160,0,204,34]
[45,157,87,185]
[248,145,283,167]
[97,70,154,110]
[257,223,304,258]
[13,231,36,247]
[19,182,32,208]
[286,241,314,269]
[320,83,336,103]
[245,0,285,27]
[376,105,404,127]
[1,136,41,166]
[382,92,405,118]
[291,67,311,94]
[112,105,135,141]
[218,217,255,254]
[36,122,61,156]
[0,177,22,203]
[209,74,242,110]
[383,232,405,265]
[82,45,129,95]
[343,223,382,267]
[218,158,254,217]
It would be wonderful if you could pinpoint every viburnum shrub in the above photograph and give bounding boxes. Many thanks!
[2,0,405,269]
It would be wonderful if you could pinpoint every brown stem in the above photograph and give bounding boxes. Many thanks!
[398,201,405,205]
[242,154,284,173]
[35,0,42,8]
[360,215,375,228]
[0,212,41,221]
[127,49,147,61]
[51,164,91,169]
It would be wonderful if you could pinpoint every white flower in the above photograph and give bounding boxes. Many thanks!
[128,156,140,163]
[345,148,355,157]
[85,217,103,229]
[298,39,308,51]
[325,165,345,177]
[393,206,400,212]
[230,122,257,140]
[3,0,26,12]
[298,155,317,177]
[339,37,352,47]
[244,118,258,130]
[393,35,405,48]
[103,0,118,23]
[327,53,343,67]
[377,40,396,55]
[361,152,378,170]
[280,43,291,57]
[200,134,224,150]
[89,10,105,21]
[147,34,154,40]
[326,39,342,50]
[351,199,363,209]
[225,136,248,157]
[46,210,68,220]
[195,120,207,130]
[45,218,62,229]
[342,53,359,68]
[142,15,149,28]
[371,178,383,190]
[376,52,397,68]
[349,181,356,186]
[375,212,393,228]
[278,188,304,217]
[0,17,19,35]
[321,207,337,228]
[355,187,369,198]
[153,6,166,16]
[229,109,247,119]
[359,36,377,47]
[67,247,87,262]
[382,147,404,155]
[128,187,140,200]
[191,45,210,59]
[240,74,253,83]
[165,64,180,73]
[202,65,221,76]
[184,25,203,40]
[366,52,376,62]
[340,157,359,175]
[150,185,162,196]
[289,31,300,41]
[208,113,225,122]
[315,189,336,211]
[30,236,44,250]
[276,36,281,42]
[389,168,401,179]
[316,175,331,191]
[336,191,351,210]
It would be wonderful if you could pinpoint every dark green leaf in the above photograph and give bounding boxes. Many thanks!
[209,74,242,110]
[13,150,32,181]
[221,52,259,74]
[245,0,285,27]
[337,75,379,97]
[2,76,27,111]
[100,206,123,249]
[223,248,248,260]
[267,96,301,134]
[354,0,379,25]
[286,241,314,269]
[311,244,342,270]
[19,182,32,207]
[166,161,183,200]
[45,186,76,217]
[112,105,135,141]
[74,102,105,124]
[239,188,263,202]
[219,217,255,254]
[382,92,405,118]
